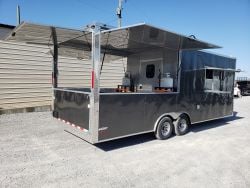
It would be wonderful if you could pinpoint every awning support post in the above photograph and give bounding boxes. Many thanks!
[51,27,58,114]
[51,27,58,88]
[88,24,101,143]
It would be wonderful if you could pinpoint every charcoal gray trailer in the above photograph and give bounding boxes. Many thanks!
[6,22,236,144]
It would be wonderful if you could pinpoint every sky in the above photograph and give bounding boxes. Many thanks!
[0,0,249,78]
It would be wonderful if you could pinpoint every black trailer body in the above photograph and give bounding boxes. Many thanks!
[179,50,235,123]
[52,51,235,143]
[5,22,236,143]
[54,89,90,131]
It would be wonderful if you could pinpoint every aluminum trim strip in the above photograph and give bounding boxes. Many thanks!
[97,130,153,143]
[99,92,179,95]
[184,68,236,72]
[53,88,91,95]
[192,114,233,124]
[204,66,236,71]
[100,23,145,34]
[204,90,232,94]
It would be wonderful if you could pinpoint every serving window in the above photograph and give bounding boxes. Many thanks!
[205,69,234,92]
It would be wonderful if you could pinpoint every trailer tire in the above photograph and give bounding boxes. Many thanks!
[155,117,173,140]
[174,114,190,136]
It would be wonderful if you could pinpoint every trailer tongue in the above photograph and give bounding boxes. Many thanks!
[5,22,236,144]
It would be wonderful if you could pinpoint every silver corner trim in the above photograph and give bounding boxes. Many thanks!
[53,88,91,95]
[192,114,233,124]
[99,92,179,95]
[100,23,145,34]
[97,130,153,143]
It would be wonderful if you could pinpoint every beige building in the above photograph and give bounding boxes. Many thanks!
[0,24,125,114]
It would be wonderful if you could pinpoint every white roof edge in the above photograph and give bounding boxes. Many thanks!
[205,66,236,71]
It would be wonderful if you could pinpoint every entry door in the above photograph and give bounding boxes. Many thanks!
[139,59,163,88]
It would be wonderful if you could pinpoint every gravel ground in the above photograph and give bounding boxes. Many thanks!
[0,97,250,188]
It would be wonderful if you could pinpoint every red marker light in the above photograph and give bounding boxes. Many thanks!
[91,70,95,88]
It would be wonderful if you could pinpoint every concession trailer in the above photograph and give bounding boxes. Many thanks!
[6,22,236,143]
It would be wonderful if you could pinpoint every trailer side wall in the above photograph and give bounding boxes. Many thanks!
[179,51,236,123]
[98,93,177,141]
[53,89,90,131]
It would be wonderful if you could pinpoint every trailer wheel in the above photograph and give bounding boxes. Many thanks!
[174,114,190,136]
[155,117,173,140]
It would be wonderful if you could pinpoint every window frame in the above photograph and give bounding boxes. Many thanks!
[204,68,234,93]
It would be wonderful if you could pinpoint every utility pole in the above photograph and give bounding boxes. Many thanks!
[116,0,123,27]
[16,5,21,25]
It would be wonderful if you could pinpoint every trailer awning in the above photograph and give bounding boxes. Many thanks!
[5,22,90,44]
[5,22,220,58]
[5,22,92,59]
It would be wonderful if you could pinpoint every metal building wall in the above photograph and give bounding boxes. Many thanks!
[0,40,125,113]
[0,41,52,112]
[0,27,13,39]
[100,58,127,88]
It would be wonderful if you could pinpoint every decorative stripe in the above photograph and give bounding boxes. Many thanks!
[57,118,88,132]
